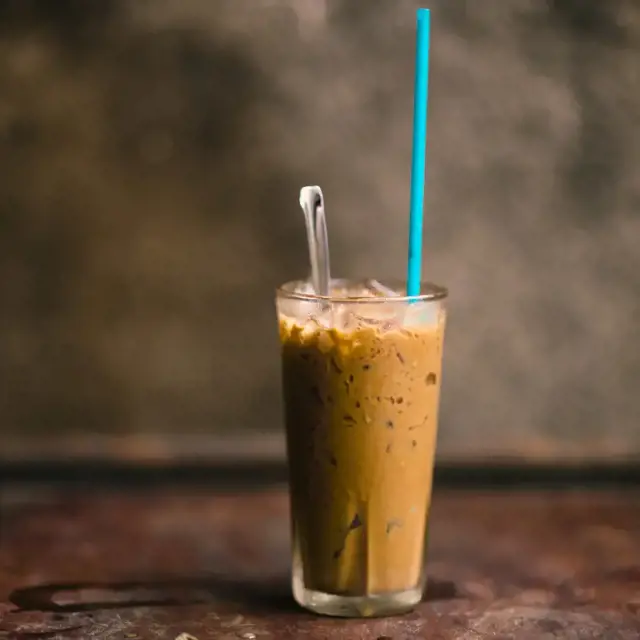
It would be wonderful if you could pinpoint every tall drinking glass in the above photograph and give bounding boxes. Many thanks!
[276,279,447,617]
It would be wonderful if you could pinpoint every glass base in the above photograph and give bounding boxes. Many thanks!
[293,581,423,618]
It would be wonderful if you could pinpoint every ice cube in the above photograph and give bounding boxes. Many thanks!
[278,296,314,320]
[295,280,315,295]
[365,279,401,298]
[331,305,360,332]
[301,316,325,336]
[403,301,440,328]
[349,302,405,332]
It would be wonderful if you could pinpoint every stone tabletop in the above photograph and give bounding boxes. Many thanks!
[1,486,639,639]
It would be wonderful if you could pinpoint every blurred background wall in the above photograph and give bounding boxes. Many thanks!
[0,0,638,460]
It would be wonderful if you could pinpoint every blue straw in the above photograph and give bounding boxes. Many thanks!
[407,8,431,297]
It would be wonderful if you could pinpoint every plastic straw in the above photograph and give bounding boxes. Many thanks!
[407,8,431,297]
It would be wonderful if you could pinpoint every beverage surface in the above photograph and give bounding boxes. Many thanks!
[279,290,445,596]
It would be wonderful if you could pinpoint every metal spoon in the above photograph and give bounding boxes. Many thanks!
[299,185,331,297]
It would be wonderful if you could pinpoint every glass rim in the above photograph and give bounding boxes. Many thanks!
[276,278,448,304]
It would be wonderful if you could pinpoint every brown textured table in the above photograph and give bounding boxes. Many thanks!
[1,485,639,639]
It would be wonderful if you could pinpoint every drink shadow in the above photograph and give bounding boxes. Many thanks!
[9,576,459,616]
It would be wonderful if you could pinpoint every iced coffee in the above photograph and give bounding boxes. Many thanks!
[277,279,447,617]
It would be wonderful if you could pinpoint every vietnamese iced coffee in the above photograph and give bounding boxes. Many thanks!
[277,279,447,617]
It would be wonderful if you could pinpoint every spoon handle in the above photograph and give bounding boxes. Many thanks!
[299,186,331,297]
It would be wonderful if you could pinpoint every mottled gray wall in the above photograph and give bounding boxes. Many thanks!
[0,0,638,458]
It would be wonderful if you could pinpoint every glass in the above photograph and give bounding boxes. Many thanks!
[276,279,448,617]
